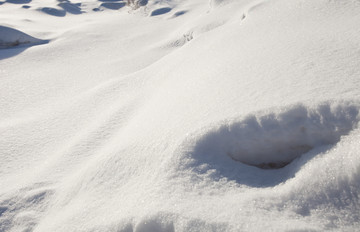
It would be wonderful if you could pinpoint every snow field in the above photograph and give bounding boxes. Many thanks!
[1,0,360,231]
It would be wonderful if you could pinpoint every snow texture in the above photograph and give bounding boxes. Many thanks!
[1,0,360,231]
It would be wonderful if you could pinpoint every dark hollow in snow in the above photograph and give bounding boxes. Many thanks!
[6,0,31,4]
[137,0,148,6]
[58,2,83,14]
[181,101,360,187]
[40,7,66,17]
[100,2,125,10]
[150,7,172,16]
[0,206,7,216]
[173,10,187,17]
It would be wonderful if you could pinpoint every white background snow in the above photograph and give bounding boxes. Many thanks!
[1,0,360,231]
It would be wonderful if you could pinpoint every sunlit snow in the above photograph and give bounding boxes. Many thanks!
[1,0,360,231]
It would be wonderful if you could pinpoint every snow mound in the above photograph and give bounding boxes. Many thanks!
[0,26,48,49]
[178,101,359,185]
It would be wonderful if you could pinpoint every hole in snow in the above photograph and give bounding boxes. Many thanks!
[180,101,360,186]
[150,7,172,16]
[100,2,126,10]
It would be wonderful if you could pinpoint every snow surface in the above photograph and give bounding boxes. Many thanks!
[1,0,360,231]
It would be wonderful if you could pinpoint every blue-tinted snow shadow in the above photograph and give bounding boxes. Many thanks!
[100,2,125,10]
[6,0,32,4]
[173,10,187,17]
[0,25,49,60]
[0,41,49,60]
[181,102,360,188]
[136,0,148,6]
[0,47,27,60]
[40,7,66,17]
[150,7,172,16]
[0,206,7,216]
[58,2,83,14]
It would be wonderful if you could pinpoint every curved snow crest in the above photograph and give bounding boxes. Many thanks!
[176,100,360,186]
[0,26,49,49]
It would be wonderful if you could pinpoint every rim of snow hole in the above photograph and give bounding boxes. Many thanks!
[180,101,360,187]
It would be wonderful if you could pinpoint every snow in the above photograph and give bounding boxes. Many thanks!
[185,101,360,170]
[1,0,360,231]
[0,26,48,49]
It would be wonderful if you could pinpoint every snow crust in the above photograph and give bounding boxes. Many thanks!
[1,0,360,231]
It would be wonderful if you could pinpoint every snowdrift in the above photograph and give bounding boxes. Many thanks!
[1,0,360,231]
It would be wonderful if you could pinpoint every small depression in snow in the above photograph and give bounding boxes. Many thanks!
[182,101,360,187]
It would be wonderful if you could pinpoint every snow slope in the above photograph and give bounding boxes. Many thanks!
[1,0,360,231]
